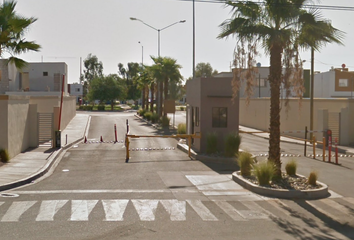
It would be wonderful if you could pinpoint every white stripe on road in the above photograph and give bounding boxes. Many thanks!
[160,200,186,221]
[70,200,98,221]
[321,198,354,217]
[102,200,129,221]
[132,200,159,221]
[1,201,36,222]
[36,200,68,221]
[213,201,246,221]
[11,189,196,194]
[186,200,218,221]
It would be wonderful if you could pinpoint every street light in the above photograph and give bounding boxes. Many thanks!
[138,41,143,66]
[130,17,186,57]
[130,17,186,117]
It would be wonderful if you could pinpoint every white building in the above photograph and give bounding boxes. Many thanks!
[68,83,83,103]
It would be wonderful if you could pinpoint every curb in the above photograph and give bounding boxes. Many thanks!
[232,171,329,200]
[0,115,90,192]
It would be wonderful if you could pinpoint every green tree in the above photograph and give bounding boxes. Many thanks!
[87,74,127,110]
[195,62,218,78]
[218,0,343,178]
[150,56,183,116]
[0,1,40,69]
[118,62,141,101]
[84,54,103,83]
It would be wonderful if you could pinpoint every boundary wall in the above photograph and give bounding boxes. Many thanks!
[239,98,354,146]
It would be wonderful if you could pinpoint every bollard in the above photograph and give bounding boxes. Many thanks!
[84,136,87,143]
[126,119,129,134]
[100,136,103,142]
[66,134,68,145]
[312,136,316,159]
[335,137,338,165]
[114,124,117,143]
[322,137,326,162]
[328,135,332,163]
[125,134,130,163]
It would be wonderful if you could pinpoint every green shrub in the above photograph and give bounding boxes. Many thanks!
[97,105,105,111]
[308,171,318,186]
[0,149,10,163]
[144,111,152,121]
[132,105,139,110]
[180,106,185,111]
[237,152,254,177]
[138,109,146,117]
[82,105,93,111]
[253,161,276,186]
[224,133,241,157]
[161,116,170,127]
[285,159,297,176]
[177,123,186,134]
[206,132,218,155]
[151,113,159,123]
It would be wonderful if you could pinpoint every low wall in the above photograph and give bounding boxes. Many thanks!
[240,98,352,144]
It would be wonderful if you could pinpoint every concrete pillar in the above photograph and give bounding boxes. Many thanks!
[316,109,328,141]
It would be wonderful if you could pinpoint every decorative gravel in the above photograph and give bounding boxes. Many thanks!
[238,172,322,190]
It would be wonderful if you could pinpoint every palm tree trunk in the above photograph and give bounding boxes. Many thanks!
[145,86,149,111]
[150,83,155,113]
[142,86,146,110]
[163,78,169,116]
[159,81,163,117]
[269,44,282,178]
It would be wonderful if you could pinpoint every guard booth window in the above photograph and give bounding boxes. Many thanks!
[195,107,199,127]
[212,107,227,128]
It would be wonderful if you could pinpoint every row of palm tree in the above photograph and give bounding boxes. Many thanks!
[137,56,183,116]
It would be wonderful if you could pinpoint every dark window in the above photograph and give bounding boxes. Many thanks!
[212,107,227,128]
[43,72,48,76]
[195,107,199,127]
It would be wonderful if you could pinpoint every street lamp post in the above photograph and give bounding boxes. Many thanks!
[138,41,143,66]
[130,17,186,117]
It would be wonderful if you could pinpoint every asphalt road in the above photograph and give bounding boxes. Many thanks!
[0,112,353,240]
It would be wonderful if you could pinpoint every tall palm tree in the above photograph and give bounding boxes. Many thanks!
[0,0,40,69]
[151,56,182,116]
[218,0,343,178]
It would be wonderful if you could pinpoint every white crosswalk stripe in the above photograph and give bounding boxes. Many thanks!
[186,200,218,221]
[70,200,98,221]
[160,200,186,221]
[102,199,129,221]
[131,200,159,221]
[36,200,68,221]
[0,198,352,223]
[2,201,37,222]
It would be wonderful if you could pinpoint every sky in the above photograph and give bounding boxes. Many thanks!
[11,0,354,83]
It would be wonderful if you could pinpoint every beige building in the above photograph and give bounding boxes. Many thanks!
[186,76,239,153]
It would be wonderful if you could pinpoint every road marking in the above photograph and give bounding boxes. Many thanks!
[1,201,36,222]
[36,200,68,221]
[187,200,218,221]
[70,200,98,221]
[102,200,129,221]
[305,200,342,223]
[213,201,246,221]
[132,200,159,221]
[160,200,186,221]
[321,198,354,217]
[238,201,270,220]
[343,197,354,205]
[11,189,197,194]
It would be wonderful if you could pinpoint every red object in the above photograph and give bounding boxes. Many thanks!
[100,136,103,142]
[84,136,87,143]
[114,124,117,143]
[328,136,332,163]
[58,75,65,130]
[335,138,338,164]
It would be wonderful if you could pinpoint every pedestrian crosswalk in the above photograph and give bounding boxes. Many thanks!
[0,197,353,223]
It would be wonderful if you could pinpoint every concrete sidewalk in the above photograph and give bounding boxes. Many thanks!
[0,113,90,192]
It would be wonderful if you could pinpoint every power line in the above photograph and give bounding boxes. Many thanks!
[176,0,354,11]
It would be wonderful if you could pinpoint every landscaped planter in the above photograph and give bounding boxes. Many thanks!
[232,171,329,200]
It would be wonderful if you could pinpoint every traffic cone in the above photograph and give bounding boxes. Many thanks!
[84,136,87,143]
[100,136,103,142]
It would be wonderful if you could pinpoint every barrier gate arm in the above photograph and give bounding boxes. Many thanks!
[125,132,201,162]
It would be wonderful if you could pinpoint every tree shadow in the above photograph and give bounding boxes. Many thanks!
[269,199,354,240]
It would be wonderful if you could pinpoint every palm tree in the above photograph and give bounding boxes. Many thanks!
[0,0,40,69]
[151,56,183,116]
[218,0,343,178]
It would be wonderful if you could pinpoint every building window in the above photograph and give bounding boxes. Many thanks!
[212,107,227,128]
[43,72,48,76]
[76,88,80,92]
[195,107,199,127]
[339,79,348,87]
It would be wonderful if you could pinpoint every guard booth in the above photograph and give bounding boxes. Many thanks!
[185,76,240,153]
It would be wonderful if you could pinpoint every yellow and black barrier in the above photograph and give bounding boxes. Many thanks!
[125,132,201,162]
